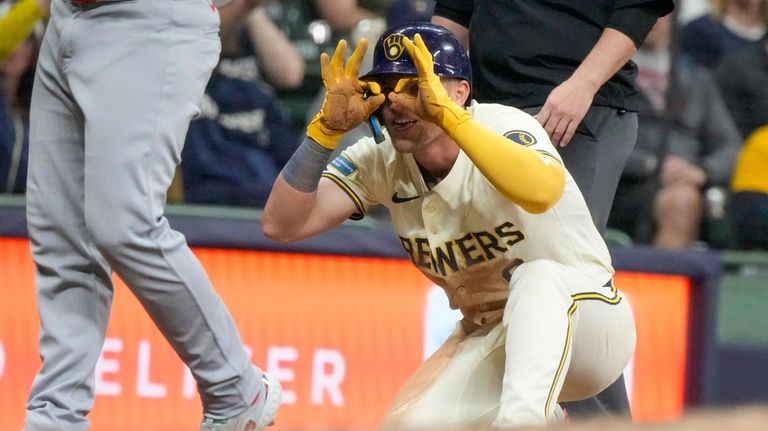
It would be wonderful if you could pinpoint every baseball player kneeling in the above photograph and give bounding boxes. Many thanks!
[262,22,636,429]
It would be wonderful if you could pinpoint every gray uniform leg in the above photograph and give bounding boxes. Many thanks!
[24,8,114,430]
[25,1,261,429]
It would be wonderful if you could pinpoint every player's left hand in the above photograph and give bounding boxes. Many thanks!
[389,34,471,135]
[535,77,596,148]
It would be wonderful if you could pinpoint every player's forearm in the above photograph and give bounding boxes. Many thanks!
[246,7,305,89]
[567,28,638,95]
[314,0,375,33]
[262,175,357,242]
[262,137,330,241]
[431,16,469,48]
[262,136,357,241]
[433,0,472,47]
[0,0,46,61]
[451,119,565,213]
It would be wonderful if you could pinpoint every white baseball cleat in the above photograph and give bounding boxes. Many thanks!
[200,372,282,431]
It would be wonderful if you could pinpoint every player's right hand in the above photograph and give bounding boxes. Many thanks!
[307,38,385,149]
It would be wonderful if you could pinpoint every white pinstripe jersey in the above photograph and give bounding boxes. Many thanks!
[323,102,614,326]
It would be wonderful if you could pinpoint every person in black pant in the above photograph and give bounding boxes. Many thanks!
[432,0,674,420]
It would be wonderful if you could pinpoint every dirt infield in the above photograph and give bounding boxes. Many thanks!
[556,405,768,431]
[371,405,768,431]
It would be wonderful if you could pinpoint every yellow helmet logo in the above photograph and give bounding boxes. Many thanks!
[383,34,405,61]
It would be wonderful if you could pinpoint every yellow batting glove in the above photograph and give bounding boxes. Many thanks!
[307,38,386,149]
[389,34,471,136]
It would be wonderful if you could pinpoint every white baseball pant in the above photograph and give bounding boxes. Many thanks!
[380,260,636,429]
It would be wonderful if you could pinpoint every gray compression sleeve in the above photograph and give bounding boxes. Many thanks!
[281,136,334,192]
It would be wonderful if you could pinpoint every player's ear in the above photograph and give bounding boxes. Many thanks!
[456,79,471,106]
[445,78,471,107]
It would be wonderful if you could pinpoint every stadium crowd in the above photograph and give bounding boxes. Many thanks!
[1,0,766,251]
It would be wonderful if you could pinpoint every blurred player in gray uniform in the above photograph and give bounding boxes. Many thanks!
[262,22,636,428]
[24,1,280,430]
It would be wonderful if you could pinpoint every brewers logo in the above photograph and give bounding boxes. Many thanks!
[383,34,405,60]
[504,130,537,146]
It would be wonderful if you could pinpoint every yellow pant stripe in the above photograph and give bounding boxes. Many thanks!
[544,301,578,423]
[544,279,622,422]
[571,278,622,304]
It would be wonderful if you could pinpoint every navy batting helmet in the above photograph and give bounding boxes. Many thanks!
[361,22,471,83]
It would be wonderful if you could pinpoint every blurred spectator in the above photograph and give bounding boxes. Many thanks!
[179,0,304,207]
[608,16,742,250]
[681,0,767,69]
[0,34,37,194]
[729,126,768,250]
[314,0,378,35]
[223,1,305,88]
[386,0,434,28]
[264,0,390,133]
[714,34,768,140]
[680,0,716,23]
[0,0,48,62]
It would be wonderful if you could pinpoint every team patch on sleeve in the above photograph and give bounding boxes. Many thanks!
[504,130,537,146]
[330,155,358,176]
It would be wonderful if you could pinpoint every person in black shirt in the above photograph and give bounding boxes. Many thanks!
[432,0,674,420]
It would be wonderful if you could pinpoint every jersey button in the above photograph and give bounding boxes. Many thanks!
[430,226,438,234]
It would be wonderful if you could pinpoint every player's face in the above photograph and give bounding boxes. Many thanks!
[375,76,445,153]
